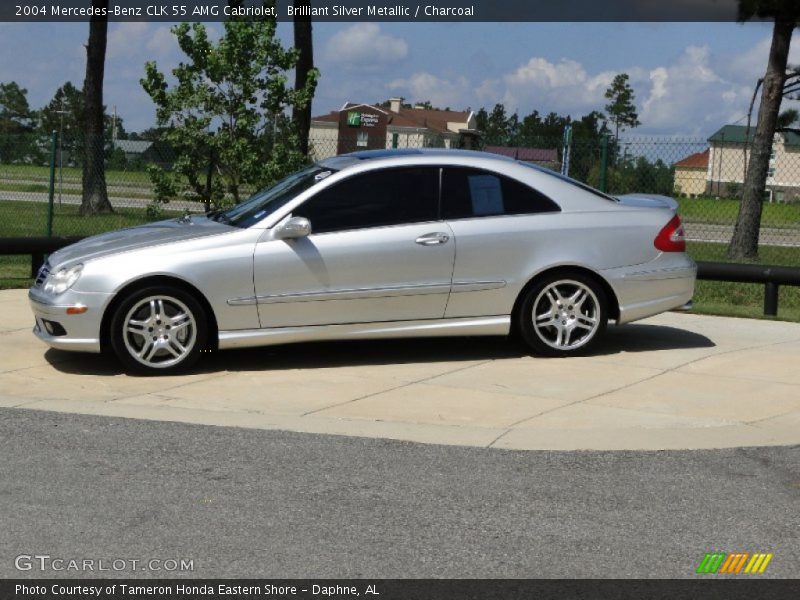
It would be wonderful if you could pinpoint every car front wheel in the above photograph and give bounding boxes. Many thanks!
[518,273,607,356]
[110,286,207,374]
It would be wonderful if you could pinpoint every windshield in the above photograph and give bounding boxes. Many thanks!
[215,165,335,228]
[518,161,618,202]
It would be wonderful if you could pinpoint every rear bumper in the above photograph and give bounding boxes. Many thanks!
[604,254,697,325]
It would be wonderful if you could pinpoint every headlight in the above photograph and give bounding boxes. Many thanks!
[43,264,83,295]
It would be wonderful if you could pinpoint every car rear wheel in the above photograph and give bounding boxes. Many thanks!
[518,272,607,356]
[110,286,207,374]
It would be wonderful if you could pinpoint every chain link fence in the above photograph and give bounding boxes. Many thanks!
[2,132,800,270]
[605,137,800,266]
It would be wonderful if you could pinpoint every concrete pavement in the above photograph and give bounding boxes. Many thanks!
[1,288,799,451]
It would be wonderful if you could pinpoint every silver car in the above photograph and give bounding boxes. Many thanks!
[29,149,696,374]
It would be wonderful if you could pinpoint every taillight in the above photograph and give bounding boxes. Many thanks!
[654,214,686,252]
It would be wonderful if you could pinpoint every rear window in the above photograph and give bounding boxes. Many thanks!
[441,167,561,220]
[518,161,618,202]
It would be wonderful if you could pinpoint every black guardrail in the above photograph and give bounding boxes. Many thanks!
[2,238,799,317]
[0,236,83,277]
[695,261,800,317]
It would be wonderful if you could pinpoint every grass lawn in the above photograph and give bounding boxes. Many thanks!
[0,163,255,202]
[0,255,34,289]
[0,199,183,238]
[677,196,800,229]
[0,200,183,289]
[0,163,152,188]
[690,280,800,321]
[686,241,800,322]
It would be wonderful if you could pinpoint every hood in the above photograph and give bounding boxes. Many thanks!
[615,193,678,211]
[48,216,233,267]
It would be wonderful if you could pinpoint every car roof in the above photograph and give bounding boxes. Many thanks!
[317,148,516,171]
[314,148,623,212]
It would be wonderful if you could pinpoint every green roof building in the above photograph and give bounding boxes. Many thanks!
[706,125,800,202]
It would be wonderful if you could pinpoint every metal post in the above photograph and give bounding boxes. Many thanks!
[716,132,724,197]
[30,253,44,278]
[599,134,609,192]
[46,130,57,238]
[561,125,572,177]
[112,104,118,143]
[58,125,63,205]
[764,282,779,316]
[56,106,68,205]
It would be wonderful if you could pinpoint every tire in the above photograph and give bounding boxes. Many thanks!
[517,271,608,357]
[110,286,207,374]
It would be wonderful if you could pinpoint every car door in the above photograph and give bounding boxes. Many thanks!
[253,166,455,328]
[440,166,562,319]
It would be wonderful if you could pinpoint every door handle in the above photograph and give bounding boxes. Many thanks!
[415,232,450,246]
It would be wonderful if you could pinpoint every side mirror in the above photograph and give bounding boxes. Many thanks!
[275,216,312,240]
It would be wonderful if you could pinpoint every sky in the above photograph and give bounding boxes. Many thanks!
[1,20,799,138]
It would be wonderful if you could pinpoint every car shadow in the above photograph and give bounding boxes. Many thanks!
[599,322,716,355]
[43,322,715,377]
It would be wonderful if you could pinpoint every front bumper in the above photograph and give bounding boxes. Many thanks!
[28,287,113,353]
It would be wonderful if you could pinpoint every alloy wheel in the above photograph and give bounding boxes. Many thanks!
[532,279,601,351]
[122,295,197,369]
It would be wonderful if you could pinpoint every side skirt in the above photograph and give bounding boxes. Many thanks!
[218,316,511,350]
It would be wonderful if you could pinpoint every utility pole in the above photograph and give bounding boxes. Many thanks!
[56,104,69,206]
[112,104,118,143]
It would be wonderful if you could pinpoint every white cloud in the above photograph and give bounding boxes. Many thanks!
[638,45,742,134]
[469,39,798,136]
[312,30,800,136]
[146,26,179,56]
[474,57,615,116]
[387,72,469,108]
[107,22,176,61]
[725,33,800,82]
[586,71,618,96]
[324,24,408,67]
[505,58,589,89]
[475,78,502,106]
[107,22,149,60]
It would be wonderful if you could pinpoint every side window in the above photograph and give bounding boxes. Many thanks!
[441,167,560,219]
[294,167,439,234]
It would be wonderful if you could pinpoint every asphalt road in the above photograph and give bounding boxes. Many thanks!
[0,189,200,213]
[3,193,800,246]
[683,222,800,248]
[0,408,797,579]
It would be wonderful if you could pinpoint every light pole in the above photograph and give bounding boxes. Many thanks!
[55,105,69,206]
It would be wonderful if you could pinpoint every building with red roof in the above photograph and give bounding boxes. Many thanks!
[673,149,709,198]
[484,146,559,169]
[309,98,479,160]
